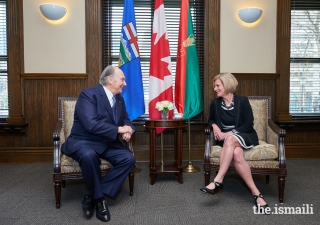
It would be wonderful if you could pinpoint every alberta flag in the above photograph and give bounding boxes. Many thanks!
[175,0,203,120]
[119,0,145,121]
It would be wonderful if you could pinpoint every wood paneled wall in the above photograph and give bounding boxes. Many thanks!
[0,0,319,164]
[278,121,320,158]
[233,73,279,121]
[0,74,87,163]
[21,74,87,146]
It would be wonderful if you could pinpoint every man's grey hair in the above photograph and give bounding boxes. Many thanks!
[100,65,115,85]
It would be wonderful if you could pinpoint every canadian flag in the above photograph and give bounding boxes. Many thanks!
[149,0,173,133]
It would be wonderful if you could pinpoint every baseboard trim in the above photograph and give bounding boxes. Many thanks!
[0,147,52,163]
[285,143,320,158]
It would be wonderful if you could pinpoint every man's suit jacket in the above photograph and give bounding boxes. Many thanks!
[61,84,135,156]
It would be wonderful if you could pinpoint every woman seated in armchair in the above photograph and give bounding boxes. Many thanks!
[200,72,268,210]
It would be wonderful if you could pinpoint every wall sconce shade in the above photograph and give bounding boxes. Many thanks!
[238,8,262,23]
[40,4,67,20]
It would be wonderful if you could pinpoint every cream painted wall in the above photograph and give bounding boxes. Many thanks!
[220,0,277,73]
[23,0,86,73]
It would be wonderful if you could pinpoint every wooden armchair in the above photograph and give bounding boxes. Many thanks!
[53,97,135,209]
[203,96,287,203]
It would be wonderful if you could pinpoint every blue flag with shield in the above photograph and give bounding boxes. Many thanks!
[119,0,145,121]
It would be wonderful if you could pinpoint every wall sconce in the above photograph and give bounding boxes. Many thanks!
[238,8,263,23]
[39,4,67,21]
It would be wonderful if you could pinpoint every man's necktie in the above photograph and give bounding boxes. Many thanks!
[112,96,116,120]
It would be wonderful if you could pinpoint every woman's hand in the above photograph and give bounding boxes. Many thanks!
[212,124,222,140]
[212,124,232,141]
[214,131,224,141]
[215,131,233,141]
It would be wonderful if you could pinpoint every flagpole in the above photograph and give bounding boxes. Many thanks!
[183,120,200,173]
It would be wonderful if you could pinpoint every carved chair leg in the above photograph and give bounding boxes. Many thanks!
[62,180,66,188]
[54,181,62,209]
[278,176,286,203]
[266,175,270,184]
[128,171,134,196]
[204,170,211,186]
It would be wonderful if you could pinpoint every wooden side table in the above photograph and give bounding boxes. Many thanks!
[144,119,186,185]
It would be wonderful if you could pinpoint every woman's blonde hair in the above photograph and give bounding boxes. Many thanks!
[213,72,238,94]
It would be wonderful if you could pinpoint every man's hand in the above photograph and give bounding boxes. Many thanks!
[122,132,132,142]
[118,125,133,135]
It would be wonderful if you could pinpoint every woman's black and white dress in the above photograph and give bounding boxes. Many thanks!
[208,95,259,150]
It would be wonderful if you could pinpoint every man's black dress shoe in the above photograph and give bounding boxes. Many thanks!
[96,199,110,222]
[81,194,95,218]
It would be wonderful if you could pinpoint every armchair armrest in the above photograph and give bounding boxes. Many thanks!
[267,119,286,168]
[268,119,285,138]
[53,120,62,141]
[53,121,62,173]
[204,126,213,163]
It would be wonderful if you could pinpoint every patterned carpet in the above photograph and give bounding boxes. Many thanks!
[0,159,319,225]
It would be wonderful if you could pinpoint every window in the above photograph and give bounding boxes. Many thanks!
[290,1,320,116]
[0,0,7,116]
[102,0,204,120]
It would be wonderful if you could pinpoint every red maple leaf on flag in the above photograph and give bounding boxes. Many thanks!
[149,33,171,80]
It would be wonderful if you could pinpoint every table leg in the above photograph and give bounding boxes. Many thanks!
[177,128,183,184]
[149,129,156,185]
[174,130,178,167]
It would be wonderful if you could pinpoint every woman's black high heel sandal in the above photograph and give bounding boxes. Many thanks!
[200,181,223,195]
[253,193,269,213]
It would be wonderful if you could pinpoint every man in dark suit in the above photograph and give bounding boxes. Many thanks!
[61,65,136,222]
